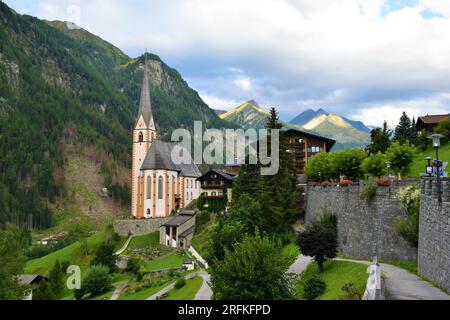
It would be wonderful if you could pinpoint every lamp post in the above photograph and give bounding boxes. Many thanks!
[386,161,392,180]
[429,133,445,203]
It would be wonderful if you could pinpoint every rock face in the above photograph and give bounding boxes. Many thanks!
[418,178,450,293]
[305,181,418,261]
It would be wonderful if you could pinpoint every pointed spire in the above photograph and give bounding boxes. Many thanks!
[137,53,153,127]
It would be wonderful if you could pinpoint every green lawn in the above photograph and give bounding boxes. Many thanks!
[119,281,174,300]
[191,221,217,260]
[127,232,160,251]
[24,231,108,275]
[162,276,203,300]
[282,242,300,266]
[384,260,418,275]
[295,261,369,300]
[142,251,188,272]
[410,141,450,177]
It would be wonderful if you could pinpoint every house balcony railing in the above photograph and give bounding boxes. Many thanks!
[204,195,225,200]
[201,185,224,190]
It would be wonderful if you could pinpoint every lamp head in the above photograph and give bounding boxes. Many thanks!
[429,133,444,148]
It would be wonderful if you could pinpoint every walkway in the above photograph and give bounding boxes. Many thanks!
[288,255,313,275]
[195,271,213,300]
[336,258,450,300]
[146,273,198,301]
[110,280,130,301]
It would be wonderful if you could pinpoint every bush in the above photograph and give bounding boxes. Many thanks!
[196,211,211,228]
[340,283,363,300]
[305,152,336,182]
[436,119,450,139]
[82,265,112,297]
[360,180,377,202]
[396,185,420,247]
[361,152,387,178]
[303,276,327,300]
[126,258,140,276]
[376,178,392,186]
[174,278,186,290]
[339,180,353,187]
[91,242,118,272]
[332,148,366,181]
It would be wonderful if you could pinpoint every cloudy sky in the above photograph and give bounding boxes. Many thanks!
[4,0,450,127]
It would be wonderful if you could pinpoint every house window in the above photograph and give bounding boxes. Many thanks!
[146,176,152,199]
[147,209,151,217]
[158,176,163,199]
[139,132,144,142]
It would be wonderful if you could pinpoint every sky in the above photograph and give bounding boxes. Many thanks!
[4,0,450,127]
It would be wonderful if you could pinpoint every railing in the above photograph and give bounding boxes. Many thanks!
[189,246,209,269]
[363,257,383,300]
[202,185,224,190]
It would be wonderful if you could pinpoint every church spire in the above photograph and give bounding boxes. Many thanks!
[137,53,153,127]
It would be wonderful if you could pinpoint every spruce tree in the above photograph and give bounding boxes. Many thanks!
[394,112,414,144]
[366,121,392,154]
[48,260,64,298]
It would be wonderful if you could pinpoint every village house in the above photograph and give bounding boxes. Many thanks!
[18,275,48,300]
[416,114,450,132]
[197,169,237,209]
[284,129,336,175]
[131,60,202,219]
[159,211,197,249]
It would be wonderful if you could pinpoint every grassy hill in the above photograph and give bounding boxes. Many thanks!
[410,141,450,178]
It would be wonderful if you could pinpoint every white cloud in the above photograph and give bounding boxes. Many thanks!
[200,93,240,111]
[5,0,450,125]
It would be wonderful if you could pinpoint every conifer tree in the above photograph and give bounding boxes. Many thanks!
[394,112,414,144]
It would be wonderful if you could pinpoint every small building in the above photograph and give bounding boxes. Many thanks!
[183,258,195,271]
[18,275,48,300]
[416,114,450,132]
[197,169,237,210]
[283,129,336,175]
[160,211,196,249]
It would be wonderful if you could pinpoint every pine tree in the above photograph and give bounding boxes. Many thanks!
[394,112,414,144]
[366,121,392,154]
[48,260,64,298]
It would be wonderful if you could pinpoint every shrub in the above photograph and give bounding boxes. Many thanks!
[436,119,450,139]
[174,278,186,290]
[376,178,392,186]
[303,276,327,300]
[196,211,211,228]
[361,152,387,178]
[126,258,141,276]
[340,283,363,300]
[339,180,353,187]
[317,210,337,232]
[396,185,420,247]
[305,152,336,182]
[360,180,377,202]
[91,242,118,272]
[82,265,112,297]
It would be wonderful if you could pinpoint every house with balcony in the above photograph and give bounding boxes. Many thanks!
[197,169,237,211]
[283,129,336,176]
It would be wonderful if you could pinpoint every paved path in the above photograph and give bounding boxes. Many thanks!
[195,271,213,300]
[146,273,198,301]
[336,258,450,300]
[110,280,130,300]
[288,255,313,275]
[115,235,134,256]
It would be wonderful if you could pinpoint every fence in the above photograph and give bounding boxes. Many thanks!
[362,257,383,300]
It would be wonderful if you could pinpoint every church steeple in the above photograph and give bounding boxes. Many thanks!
[137,54,153,127]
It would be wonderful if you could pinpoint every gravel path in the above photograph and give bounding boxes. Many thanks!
[194,271,213,300]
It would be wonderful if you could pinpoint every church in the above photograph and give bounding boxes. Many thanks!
[131,60,202,219]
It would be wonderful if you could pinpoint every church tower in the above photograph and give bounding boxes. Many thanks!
[131,57,157,218]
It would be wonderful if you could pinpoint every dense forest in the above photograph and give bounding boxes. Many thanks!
[0,2,232,230]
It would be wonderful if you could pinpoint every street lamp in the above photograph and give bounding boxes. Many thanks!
[386,161,392,179]
[429,133,445,203]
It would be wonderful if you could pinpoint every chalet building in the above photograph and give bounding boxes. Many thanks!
[283,129,336,175]
[197,169,237,209]
[416,114,450,132]
[18,275,48,300]
[160,211,196,249]
[131,60,201,219]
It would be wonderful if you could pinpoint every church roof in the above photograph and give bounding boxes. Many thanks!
[136,58,153,127]
[141,141,201,177]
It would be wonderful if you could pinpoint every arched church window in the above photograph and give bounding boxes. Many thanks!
[146,176,151,199]
[139,132,144,142]
[158,176,163,199]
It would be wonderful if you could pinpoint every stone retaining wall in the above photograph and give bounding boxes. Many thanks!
[114,218,171,236]
[418,178,450,293]
[305,180,418,261]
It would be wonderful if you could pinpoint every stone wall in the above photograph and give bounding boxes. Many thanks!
[418,178,450,293]
[305,180,418,261]
[114,217,171,236]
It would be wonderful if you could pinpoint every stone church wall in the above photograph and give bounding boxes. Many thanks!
[114,217,171,237]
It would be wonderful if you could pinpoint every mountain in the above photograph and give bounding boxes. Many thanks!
[290,108,328,126]
[0,2,232,229]
[219,100,271,129]
[214,109,227,116]
[302,114,370,149]
[290,108,371,133]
